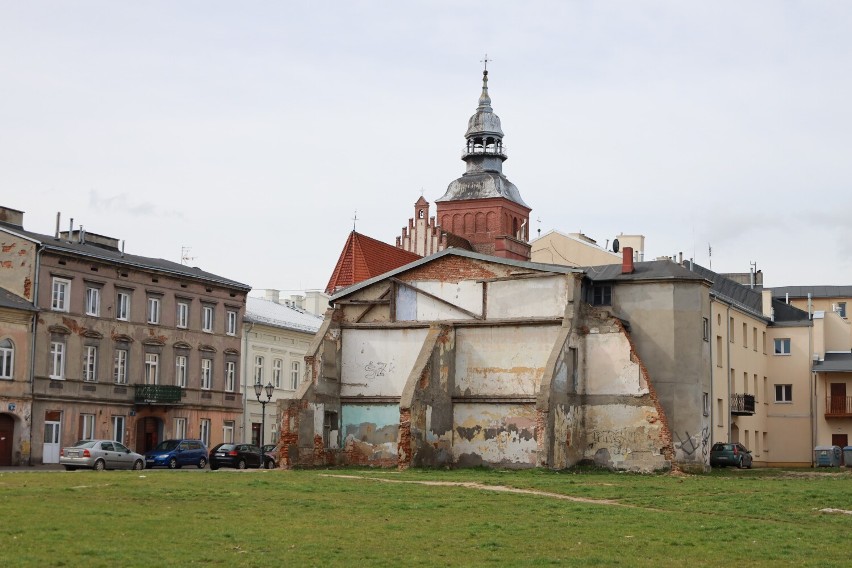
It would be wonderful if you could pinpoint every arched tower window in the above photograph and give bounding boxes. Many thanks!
[418,209,425,219]
[512,218,519,239]
[0,338,13,379]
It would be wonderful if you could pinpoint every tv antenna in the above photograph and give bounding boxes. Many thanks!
[181,246,196,266]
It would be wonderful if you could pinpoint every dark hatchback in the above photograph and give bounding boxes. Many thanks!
[710,442,753,469]
[209,443,265,470]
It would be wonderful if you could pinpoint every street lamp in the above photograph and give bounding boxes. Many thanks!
[254,381,274,464]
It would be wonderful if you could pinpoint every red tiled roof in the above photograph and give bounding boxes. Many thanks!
[325,232,421,295]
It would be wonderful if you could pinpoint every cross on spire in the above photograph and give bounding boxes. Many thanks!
[480,53,491,71]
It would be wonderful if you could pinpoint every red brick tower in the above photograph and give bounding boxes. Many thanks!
[435,66,531,261]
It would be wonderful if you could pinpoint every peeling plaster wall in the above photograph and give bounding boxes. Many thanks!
[488,276,568,319]
[0,235,36,300]
[340,328,428,397]
[342,403,399,466]
[585,404,668,471]
[584,331,648,396]
[402,281,483,320]
[453,403,538,467]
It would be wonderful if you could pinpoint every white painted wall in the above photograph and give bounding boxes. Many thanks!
[487,276,568,319]
[584,333,647,396]
[340,328,430,397]
[402,281,484,321]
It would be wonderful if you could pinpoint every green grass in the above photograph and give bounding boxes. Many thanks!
[1,467,850,567]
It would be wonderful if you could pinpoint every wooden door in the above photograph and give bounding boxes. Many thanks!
[830,383,847,414]
[0,414,14,466]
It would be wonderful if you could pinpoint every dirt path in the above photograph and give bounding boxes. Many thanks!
[319,473,625,506]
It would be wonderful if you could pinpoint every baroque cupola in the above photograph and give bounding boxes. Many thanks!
[435,64,532,261]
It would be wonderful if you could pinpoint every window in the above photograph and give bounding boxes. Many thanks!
[838,302,847,318]
[254,356,264,384]
[80,414,95,440]
[112,415,125,443]
[113,349,128,384]
[592,285,612,306]
[323,411,338,448]
[50,341,65,380]
[775,384,792,403]
[226,310,237,336]
[117,291,130,321]
[144,353,159,385]
[147,297,161,324]
[176,302,189,328]
[291,361,300,390]
[225,361,235,392]
[83,346,98,382]
[703,318,709,341]
[742,322,747,348]
[200,419,211,447]
[51,278,70,312]
[85,287,100,316]
[201,359,212,390]
[223,421,235,444]
[716,336,722,367]
[202,306,214,332]
[175,355,188,387]
[703,392,709,416]
[729,317,735,343]
[774,338,791,355]
[762,331,766,354]
[753,374,759,402]
[0,338,13,379]
[273,359,283,388]
[752,328,757,351]
[174,418,187,439]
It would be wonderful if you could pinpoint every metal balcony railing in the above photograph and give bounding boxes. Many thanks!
[731,393,755,415]
[134,384,182,404]
[461,145,507,159]
[825,396,852,417]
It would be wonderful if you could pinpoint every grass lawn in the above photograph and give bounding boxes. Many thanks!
[1,466,850,567]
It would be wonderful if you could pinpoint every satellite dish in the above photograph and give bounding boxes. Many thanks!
[612,238,620,253]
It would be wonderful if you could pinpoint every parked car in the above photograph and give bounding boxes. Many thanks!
[144,439,208,469]
[710,442,753,468]
[209,443,267,470]
[59,440,144,471]
[262,444,279,469]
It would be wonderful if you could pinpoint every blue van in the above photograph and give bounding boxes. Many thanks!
[145,439,208,469]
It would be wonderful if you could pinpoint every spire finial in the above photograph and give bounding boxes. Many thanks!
[352,210,358,231]
[477,54,492,111]
[480,53,491,72]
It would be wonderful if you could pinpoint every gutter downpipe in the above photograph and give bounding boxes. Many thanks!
[27,246,44,466]
[709,296,715,445]
[241,322,254,444]
[726,303,732,443]
[810,323,816,468]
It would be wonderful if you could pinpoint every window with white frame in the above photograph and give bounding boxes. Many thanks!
[116,291,130,321]
[201,359,212,390]
[175,355,188,387]
[838,302,847,318]
[81,413,95,440]
[775,384,792,403]
[273,359,283,388]
[200,418,211,447]
[144,353,159,385]
[0,338,13,379]
[174,417,187,439]
[202,305,214,332]
[113,349,128,384]
[147,297,161,324]
[52,278,70,312]
[176,301,189,328]
[85,287,100,316]
[226,310,237,336]
[254,356,264,384]
[112,415,125,443]
[225,361,235,392]
[50,341,65,380]
[290,361,300,390]
[223,421,235,444]
[774,338,791,355]
[83,346,98,382]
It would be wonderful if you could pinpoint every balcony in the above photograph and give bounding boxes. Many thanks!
[461,145,507,160]
[731,393,755,416]
[825,396,852,418]
[134,384,182,405]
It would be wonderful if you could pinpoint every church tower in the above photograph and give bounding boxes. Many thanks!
[435,65,532,261]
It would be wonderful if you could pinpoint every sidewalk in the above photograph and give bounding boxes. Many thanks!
[0,463,64,472]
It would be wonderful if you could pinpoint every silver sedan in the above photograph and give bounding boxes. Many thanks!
[59,440,145,471]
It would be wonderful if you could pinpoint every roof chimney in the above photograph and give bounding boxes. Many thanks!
[622,246,634,274]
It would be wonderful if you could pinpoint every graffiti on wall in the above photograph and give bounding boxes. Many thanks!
[364,361,395,380]
[674,426,710,459]
[590,428,647,455]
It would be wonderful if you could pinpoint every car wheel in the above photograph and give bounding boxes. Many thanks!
[265,459,275,470]
[168,457,178,469]
[64,465,76,471]
[237,459,247,470]
[132,459,144,471]
[210,464,219,471]
[94,459,106,471]
[737,456,744,469]
[198,457,207,469]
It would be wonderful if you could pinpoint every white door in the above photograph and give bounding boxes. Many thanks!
[43,421,61,463]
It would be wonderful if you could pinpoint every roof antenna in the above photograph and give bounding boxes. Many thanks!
[352,210,358,231]
[536,216,541,237]
[181,246,196,266]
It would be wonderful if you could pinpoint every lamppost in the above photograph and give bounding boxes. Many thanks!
[254,381,274,465]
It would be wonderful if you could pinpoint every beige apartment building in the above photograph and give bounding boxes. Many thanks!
[0,206,250,463]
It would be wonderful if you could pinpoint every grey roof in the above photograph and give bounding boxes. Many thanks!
[584,260,709,284]
[0,287,37,312]
[688,263,763,315]
[771,299,811,324]
[0,221,250,291]
[771,286,852,299]
[244,297,323,334]
[813,352,852,373]
[436,171,529,208]
[331,247,583,301]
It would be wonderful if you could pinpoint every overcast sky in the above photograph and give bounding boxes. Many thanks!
[2,2,851,293]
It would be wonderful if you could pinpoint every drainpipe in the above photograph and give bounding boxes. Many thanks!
[726,303,732,443]
[28,246,44,466]
[241,322,254,444]
[709,296,715,445]
[810,324,816,468]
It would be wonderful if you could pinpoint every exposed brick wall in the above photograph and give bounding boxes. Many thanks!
[398,407,412,469]
[397,255,504,283]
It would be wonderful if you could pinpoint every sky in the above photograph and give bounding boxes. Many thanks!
[2,2,851,293]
